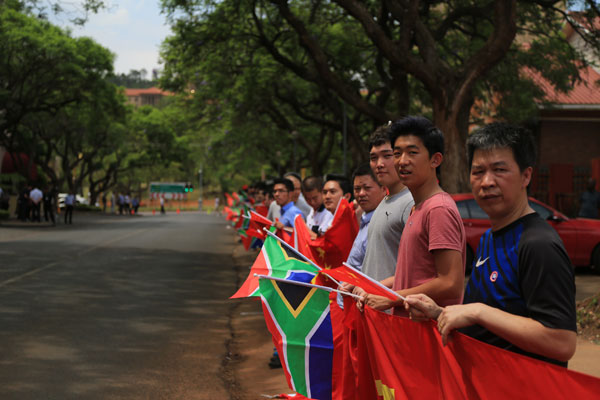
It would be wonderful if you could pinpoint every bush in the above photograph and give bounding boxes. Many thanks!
[0,210,9,220]
[74,204,101,212]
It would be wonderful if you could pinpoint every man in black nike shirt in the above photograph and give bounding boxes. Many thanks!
[404,123,577,366]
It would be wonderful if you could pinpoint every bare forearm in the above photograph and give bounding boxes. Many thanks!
[398,275,463,305]
[471,304,576,362]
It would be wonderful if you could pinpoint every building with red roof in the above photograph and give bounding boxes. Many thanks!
[525,62,600,215]
[125,87,174,108]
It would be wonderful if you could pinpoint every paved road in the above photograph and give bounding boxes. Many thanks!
[0,212,238,400]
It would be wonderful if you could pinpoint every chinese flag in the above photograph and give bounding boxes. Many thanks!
[311,198,358,270]
[323,264,399,301]
[246,211,273,240]
[294,215,319,263]
[348,303,600,399]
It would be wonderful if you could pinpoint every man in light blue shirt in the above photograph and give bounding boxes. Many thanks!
[272,178,304,229]
[346,164,387,270]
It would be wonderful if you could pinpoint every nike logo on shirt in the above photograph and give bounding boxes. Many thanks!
[475,257,489,268]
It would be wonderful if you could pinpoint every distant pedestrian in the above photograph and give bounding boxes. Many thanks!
[17,187,29,221]
[64,192,75,224]
[579,178,600,219]
[132,197,139,214]
[124,194,131,215]
[118,193,124,215]
[160,196,166,214]
[101,192,107,213]
[110,192,115,214]
[30,186,43,222]
[43,187,56,225]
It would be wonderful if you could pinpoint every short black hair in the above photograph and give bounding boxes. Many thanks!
[389,116,444,157]
[352,163,381,187]
[324,173,352,198]
[368,122,393,150]
[273,178,294,192]
[284,172,301,182]
[467,123,537,171]
[302,176,324,192]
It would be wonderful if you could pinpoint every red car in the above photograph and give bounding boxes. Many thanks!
[451,194,600,274]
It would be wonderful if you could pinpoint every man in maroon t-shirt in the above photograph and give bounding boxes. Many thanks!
[358,116,465,314]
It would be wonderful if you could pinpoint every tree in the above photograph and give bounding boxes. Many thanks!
[161,0,600,192]
[0,6,115,158]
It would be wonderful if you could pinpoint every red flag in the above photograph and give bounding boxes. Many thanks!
[276,222,294,247]
[232,192,241,203]
[310,198,358,270]
[246,211,273,240]
[223,206,238,221]
[225,192,234,207]
[255,204,269,217]
[347,303,600,399]
[294,215,319,263]
[323,264,399,301]
[233,210,244,229]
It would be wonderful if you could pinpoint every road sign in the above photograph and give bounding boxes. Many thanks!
[150,182,186,194]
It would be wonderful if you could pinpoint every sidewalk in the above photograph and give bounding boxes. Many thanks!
[229,244,600,399]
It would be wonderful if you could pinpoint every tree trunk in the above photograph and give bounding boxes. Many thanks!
[433,103,470,194]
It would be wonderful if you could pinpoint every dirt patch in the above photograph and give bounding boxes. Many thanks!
[577,292,600,344]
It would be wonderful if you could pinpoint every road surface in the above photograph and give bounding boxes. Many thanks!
[0,212,239,400]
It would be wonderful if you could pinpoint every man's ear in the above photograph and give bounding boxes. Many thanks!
[344,193,352,201]
[521,166,533,188]
[430,152,443,168]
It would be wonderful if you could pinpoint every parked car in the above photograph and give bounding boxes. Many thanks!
[57,193,89,209]
[451,194,600,274]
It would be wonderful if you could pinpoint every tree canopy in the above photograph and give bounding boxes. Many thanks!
[160,0,600,192]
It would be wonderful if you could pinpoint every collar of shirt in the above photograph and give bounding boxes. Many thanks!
[361,210,375,228]
[281,201,295,215]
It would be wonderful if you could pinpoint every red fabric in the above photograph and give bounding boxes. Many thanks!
[233,210,244,229]
[277,225,295,247]
[314,199,358,269]
[347,303,600,400]
[229,247,267,298]
[223,206,235,220]
[255,204,269,217]
[225,193,234,207]
[294,215,319,263]
[323,264,398,301]
[329,294,345,400]
[307,199,358,288]
[246,211,273,240]
[241,234,253,251]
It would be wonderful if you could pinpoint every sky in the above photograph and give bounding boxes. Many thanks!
[53,0,172,76]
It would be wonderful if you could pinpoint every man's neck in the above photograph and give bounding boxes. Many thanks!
[409,176,442,206]
[490,197,534,231]
[386,180,406,196]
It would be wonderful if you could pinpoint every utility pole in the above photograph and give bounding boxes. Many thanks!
[198,168,203,211]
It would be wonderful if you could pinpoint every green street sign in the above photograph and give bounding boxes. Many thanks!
[150,182,186,193]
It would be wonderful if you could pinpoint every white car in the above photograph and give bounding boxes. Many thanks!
[57,193,89,208]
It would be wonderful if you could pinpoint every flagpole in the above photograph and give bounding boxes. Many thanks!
[263,228,342,287]
[334,262,406,301]
[255,274,362,300]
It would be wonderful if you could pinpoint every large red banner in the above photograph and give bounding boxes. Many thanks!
[342,301,600,399]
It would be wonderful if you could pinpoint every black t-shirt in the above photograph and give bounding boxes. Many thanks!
[461,213,576,366]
